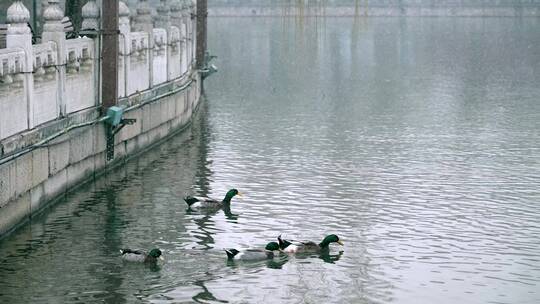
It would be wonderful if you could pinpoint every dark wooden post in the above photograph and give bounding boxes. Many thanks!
[196,0,207,70]
[102,0,119,111]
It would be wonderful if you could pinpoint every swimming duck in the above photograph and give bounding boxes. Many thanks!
[225,242,281,261]
[184,189,242,209]
[277,234,344,253]
[120,248,164,263]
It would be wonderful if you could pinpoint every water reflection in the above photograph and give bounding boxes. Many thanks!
[186,203,239,222]
[0,16,539,304]
[225,255,290,270]
[192,278,228,303]
[319,251,344,264]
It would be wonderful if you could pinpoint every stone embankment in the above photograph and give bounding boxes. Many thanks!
[0,0,200,236]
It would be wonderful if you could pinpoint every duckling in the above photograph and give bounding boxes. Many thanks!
[225,242,281,261]
[277,234,344,254]
[120,248,164,263]
[184,189,242,209]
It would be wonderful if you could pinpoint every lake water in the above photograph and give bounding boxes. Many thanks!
[1,17,539,304]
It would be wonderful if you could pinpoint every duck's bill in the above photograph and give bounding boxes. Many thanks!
[237,192,244,197]
[159,256,165,261]
[337,240,344,246]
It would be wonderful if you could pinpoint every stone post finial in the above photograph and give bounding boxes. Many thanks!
[81,0,100,30]
[155,0,171,28]
[5,1,34,129]
[6,1,31,35]
[42,0,64,33]
[170,0,183,28]
[41,0,67,117]
[170,0,181,14]
[181,0,189,14]
[134,0,155,85]
[134,0,152,31]
[119,1,130,19]
[119,1,131,34]
[188,0,197,15]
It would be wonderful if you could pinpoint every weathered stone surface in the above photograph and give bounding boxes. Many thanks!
[137,132,149,149]
[151,101,163,130]
[142,104,152,133]
[0,193,30,236]
[43,168,67,201]
[93,124,107,154]
[171,116,182,129]
[30,183,45,213]
[94,152,107,172]
[167,96,177,121]
[125,137,139,155]
[15,152,33,197]
[1,134,24,156]
[114,142,127,159]
[48,136,70,175]
[66,156,95,189]
[32,148,49,187]
[69,127,95,164]
[0,161,17,207]
[147,127,161,145]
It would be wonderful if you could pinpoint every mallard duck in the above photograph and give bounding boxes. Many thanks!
[120,248,164,263]
[225,242,280,261]
[277,234,344,253]
[184,189,242,209]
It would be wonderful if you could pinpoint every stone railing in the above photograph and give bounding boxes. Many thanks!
[0,48,28,139]
[0,0,198,143]
[32,41,59,127]
[65,37,96,113]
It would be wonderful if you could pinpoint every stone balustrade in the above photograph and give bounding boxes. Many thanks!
[31,41,59,126]
[0,48,28,140]
[0,0,198,142]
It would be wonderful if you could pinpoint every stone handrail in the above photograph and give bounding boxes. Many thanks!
[32,41,59,126]
[0,47,26,77]
[0,0,198,142]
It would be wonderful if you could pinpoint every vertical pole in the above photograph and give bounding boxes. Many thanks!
[102,0,119,111]
[196,0,207,70]
[32,0,37,35]
[65,0,82,32]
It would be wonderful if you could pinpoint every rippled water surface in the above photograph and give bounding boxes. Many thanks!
[1,17,540,304]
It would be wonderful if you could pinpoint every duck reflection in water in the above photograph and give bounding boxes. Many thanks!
[319,251,344,264]
[288,251,344,264]
[226,255,289,270]
[185,203,239,222]
[192,278,228,303]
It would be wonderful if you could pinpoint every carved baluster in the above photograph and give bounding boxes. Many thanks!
[42,0,66,116]
[81,0,100,31]
[5,1,34,127]
[155,0,171,29]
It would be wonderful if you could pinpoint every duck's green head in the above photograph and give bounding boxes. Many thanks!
[148,248,164,260]
[224,189,242,202]
[319,234,344,248]
[265,242,280,251]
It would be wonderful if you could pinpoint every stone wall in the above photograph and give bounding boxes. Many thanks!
[0,0,200,237]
